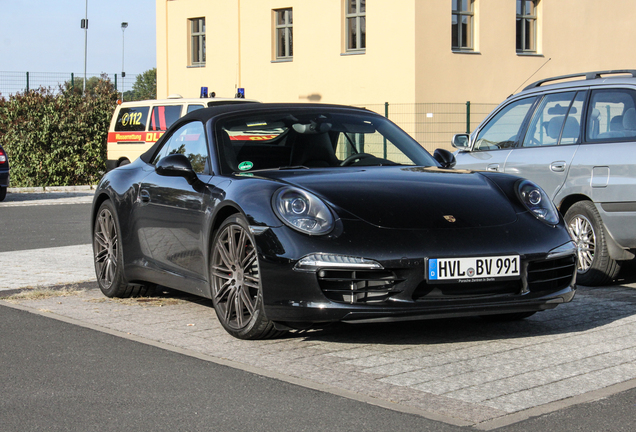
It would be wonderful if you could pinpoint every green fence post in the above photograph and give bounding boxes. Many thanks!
[26,72,29,92]
[466,101,471,134]
[383,102,389,158]
[71,73,74,90]
[114,74,118,93]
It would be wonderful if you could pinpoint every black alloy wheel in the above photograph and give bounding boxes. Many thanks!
[94,200,152,297]
[210,215,283,339]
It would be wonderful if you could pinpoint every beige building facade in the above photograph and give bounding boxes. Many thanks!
[156,0,636,148]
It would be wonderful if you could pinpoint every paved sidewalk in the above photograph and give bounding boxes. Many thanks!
[1,187,94,207]
[0,244,94,291]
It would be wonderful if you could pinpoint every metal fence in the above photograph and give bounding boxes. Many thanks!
[0,72,498,152]
[0,71,137,98]
[356,102,499,152]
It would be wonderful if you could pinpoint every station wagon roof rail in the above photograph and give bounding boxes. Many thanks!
[523,69,636,91]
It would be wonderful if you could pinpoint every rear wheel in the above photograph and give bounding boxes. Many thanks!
[565,201,621,286]
[0,186,6,202]
[210,215,284,340]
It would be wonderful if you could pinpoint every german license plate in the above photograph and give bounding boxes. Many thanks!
[427,255,520,283]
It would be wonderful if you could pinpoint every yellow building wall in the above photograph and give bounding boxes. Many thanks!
[157,0,636,150]
[414,0,636,104]
[157,0,416,104]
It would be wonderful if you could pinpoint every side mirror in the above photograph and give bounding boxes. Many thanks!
[156,153,198,185]
[433,148,456,169]
[451,134,470,150]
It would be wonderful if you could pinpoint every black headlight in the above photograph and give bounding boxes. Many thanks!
[272,187,334,235]
[516,179,560,226]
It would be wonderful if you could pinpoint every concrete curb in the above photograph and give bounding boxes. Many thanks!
[7,185,96,193]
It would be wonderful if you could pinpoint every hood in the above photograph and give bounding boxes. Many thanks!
[257,167,518,229]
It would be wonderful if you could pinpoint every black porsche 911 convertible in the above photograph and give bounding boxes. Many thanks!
[92,103,577,339]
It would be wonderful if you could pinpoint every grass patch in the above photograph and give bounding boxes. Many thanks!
[3,287,86,302]
[86,296,187,307]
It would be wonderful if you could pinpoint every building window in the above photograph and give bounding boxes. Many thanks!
[516,1,537,53]
[452,0,474,51]
[275,8,293,60]
[190,17,206,66]
[345,0,366,52]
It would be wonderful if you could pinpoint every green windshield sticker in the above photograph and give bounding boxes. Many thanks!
[238,161,254,171]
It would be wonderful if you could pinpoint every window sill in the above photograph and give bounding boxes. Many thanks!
[188,64,206,68]
[452,50,481,55]
[271,58,293,63]
[516,52,543,57]
[341,50,366,56]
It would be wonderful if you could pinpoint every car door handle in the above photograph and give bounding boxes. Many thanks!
[487,164,500,172]
[140,189,150,203]
[550,161,566,172]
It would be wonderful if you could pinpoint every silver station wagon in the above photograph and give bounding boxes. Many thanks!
[453,70,636,286]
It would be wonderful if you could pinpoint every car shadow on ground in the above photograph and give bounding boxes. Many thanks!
[152,278,636,346]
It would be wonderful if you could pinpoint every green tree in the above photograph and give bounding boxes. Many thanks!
[128,67,157,101]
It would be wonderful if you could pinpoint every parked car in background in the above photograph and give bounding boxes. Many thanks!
[107,95,259,170]
[452,70,636,286]
[92,103,576,340]
[0,144,9,201]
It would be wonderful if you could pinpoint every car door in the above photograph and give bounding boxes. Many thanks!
[135,121,211,289]
[503,91,585,201]
[567,87,636,248]
[455,96,538,172]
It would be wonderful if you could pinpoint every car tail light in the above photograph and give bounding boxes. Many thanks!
[0,148,6,164]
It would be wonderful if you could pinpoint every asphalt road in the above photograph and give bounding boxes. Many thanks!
[2,195,636,431]
[0,203,92,252]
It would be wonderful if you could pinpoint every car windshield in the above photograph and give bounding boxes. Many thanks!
[214,111,437,175]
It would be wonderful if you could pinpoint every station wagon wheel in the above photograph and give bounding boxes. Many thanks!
[210,215,283,340]
[93,200,130,297]
[565,201,621,286]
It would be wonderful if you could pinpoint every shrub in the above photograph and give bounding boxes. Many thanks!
[0,75,118,187]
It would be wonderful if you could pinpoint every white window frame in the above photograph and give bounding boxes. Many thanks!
[274,8,293,60]
[190,17,206,66]
[345,0,366,53]
[452,0,474,51]
[516,0,537,54]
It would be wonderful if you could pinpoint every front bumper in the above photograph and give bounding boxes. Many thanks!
[253,218,577,326]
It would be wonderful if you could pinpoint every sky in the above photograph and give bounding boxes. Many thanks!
[0,0,157,75]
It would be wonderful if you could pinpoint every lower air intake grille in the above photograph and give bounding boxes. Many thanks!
[527,256,576,292]
[317,269,403,304]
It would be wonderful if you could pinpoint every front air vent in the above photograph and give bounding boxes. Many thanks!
[527,256,576,292]
[317,269,403,304]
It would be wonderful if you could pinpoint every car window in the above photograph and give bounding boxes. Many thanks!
[152,121,209,174]
[587,89,636,141]
[187,104,205,114]
[333,131,413,165]
[473,97,537,151]
[215,112,436,174]
[115,106,150,132]
[522,92,580,147]
[149,105,183,131]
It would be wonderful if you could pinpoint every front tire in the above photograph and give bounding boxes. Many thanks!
[565,201,621,286]
[93,200,152,297]
[210,215,283,340]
